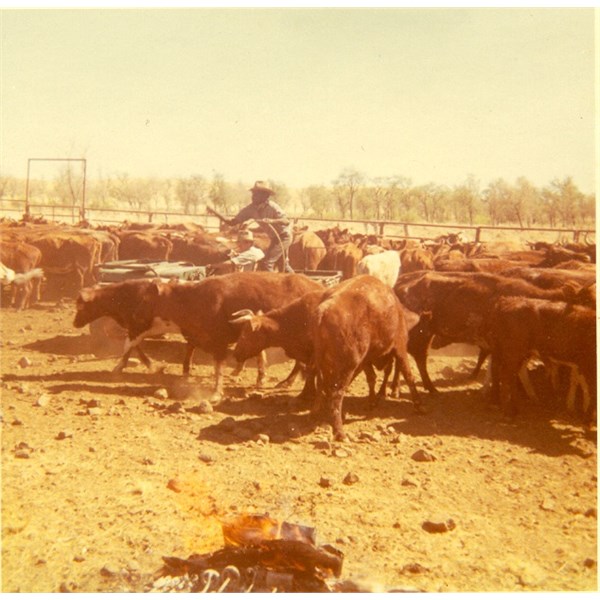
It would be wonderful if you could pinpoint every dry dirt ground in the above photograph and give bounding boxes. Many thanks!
[1,299,597,593]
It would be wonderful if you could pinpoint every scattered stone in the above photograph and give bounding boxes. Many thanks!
[154,388,169,400]
[59,582,71,593]
[128,358,141,367]
[584,507,597,519]
[411,449,437,462]
[56,430,74,440]
[165,401,183,413]
[35,394,50,408]
[401,563,429,574]
[127,560,140,572]
[343,472,359,485]
[312,440,331,451]
[16,383,29,393]
[422,517,456,533]
[14,449,31,459]
[87,407,102,417]
[12,419,23,426]
[583,558,597,569]
[73,555,86,562]
[100,564,119,577]
[167,479,182,493]
[441,366,455,378]
[332,448,350,458]
[539,498,555,512]
[196,399,214,414]
[358,431,381,443]
[247,391,264,400]
[198,453,214,464]
[319,477,332,488]
[256,433,270,445]
[401,477,418,487]
[141,457,154,465]
[507,483,520,493]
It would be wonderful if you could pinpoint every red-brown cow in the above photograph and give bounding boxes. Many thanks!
[489,296,596,420]
[0,241,43,309]
[394,271,589,394]
[74,272,322,402]
[311,275,421,440]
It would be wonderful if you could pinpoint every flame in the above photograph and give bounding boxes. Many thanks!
[168,474,223,554]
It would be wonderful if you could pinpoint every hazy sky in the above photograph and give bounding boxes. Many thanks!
[1,7,596,193]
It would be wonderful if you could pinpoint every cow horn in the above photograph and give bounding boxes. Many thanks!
[229,308,255,324]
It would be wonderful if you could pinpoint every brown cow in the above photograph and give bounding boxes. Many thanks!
[489,296,596,419]
[74,272,322,402]
[319,242,363,280]
[29,232,102,298]
[311,275,421,440]
[288,230,327,271]
[117,231,173,261]
[394,271,588,394]
[0,241,43,309]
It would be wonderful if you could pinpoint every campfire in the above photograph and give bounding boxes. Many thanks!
[160,513,344,592]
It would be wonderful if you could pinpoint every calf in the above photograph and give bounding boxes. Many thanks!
[311,275,421,440]
[128,272,322,401]
[489,297,596,420]
[231,289,326,396]
[355,250,401,287]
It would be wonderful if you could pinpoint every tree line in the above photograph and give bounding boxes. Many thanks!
[0,166,594,228]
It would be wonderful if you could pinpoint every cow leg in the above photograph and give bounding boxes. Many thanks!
[230,360,245,378]
[136,345,153,370]
[330,388,348,442]
[470,348,489,379]
[255,350,266,388]
[297,365,317,402]
[394,350,423,412]
[112,348,134,373]
[275,361,305,389]
[363,363,378,409]
[517,362,540,404]
[182,343,195,375]
[407,328,437,393]
[210,358,225,404]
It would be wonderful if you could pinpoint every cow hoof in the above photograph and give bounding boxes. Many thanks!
[209,392,224,405]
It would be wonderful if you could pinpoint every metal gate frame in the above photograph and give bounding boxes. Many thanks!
[25,157,87,220]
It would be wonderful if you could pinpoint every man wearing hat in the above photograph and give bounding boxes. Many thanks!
[225,181,294,272]
[206,229,265,275]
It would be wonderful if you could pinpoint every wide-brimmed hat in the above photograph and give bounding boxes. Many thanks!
[249,181,275,196]
[237,230,254,242]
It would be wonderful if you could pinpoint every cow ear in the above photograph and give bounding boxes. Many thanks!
[402,307,421,332]
[143,281,161,301]
[79,287,95,302]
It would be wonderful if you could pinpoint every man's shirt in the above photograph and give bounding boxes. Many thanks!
[230,200,292,240]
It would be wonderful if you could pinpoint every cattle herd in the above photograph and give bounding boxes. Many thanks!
[0,216,596,440]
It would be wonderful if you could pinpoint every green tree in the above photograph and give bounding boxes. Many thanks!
[176,175,207,214]
[482,178,513,225]
[451,175,480,225]
[332,168,364,219]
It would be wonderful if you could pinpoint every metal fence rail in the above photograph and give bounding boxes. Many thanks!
[0,198,595,243]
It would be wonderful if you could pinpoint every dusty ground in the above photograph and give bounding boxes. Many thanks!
[1,299,597,593]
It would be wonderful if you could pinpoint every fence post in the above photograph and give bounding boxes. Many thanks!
[475,227,482,243]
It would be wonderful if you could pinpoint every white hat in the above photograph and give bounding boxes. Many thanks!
[237,230,254,242]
